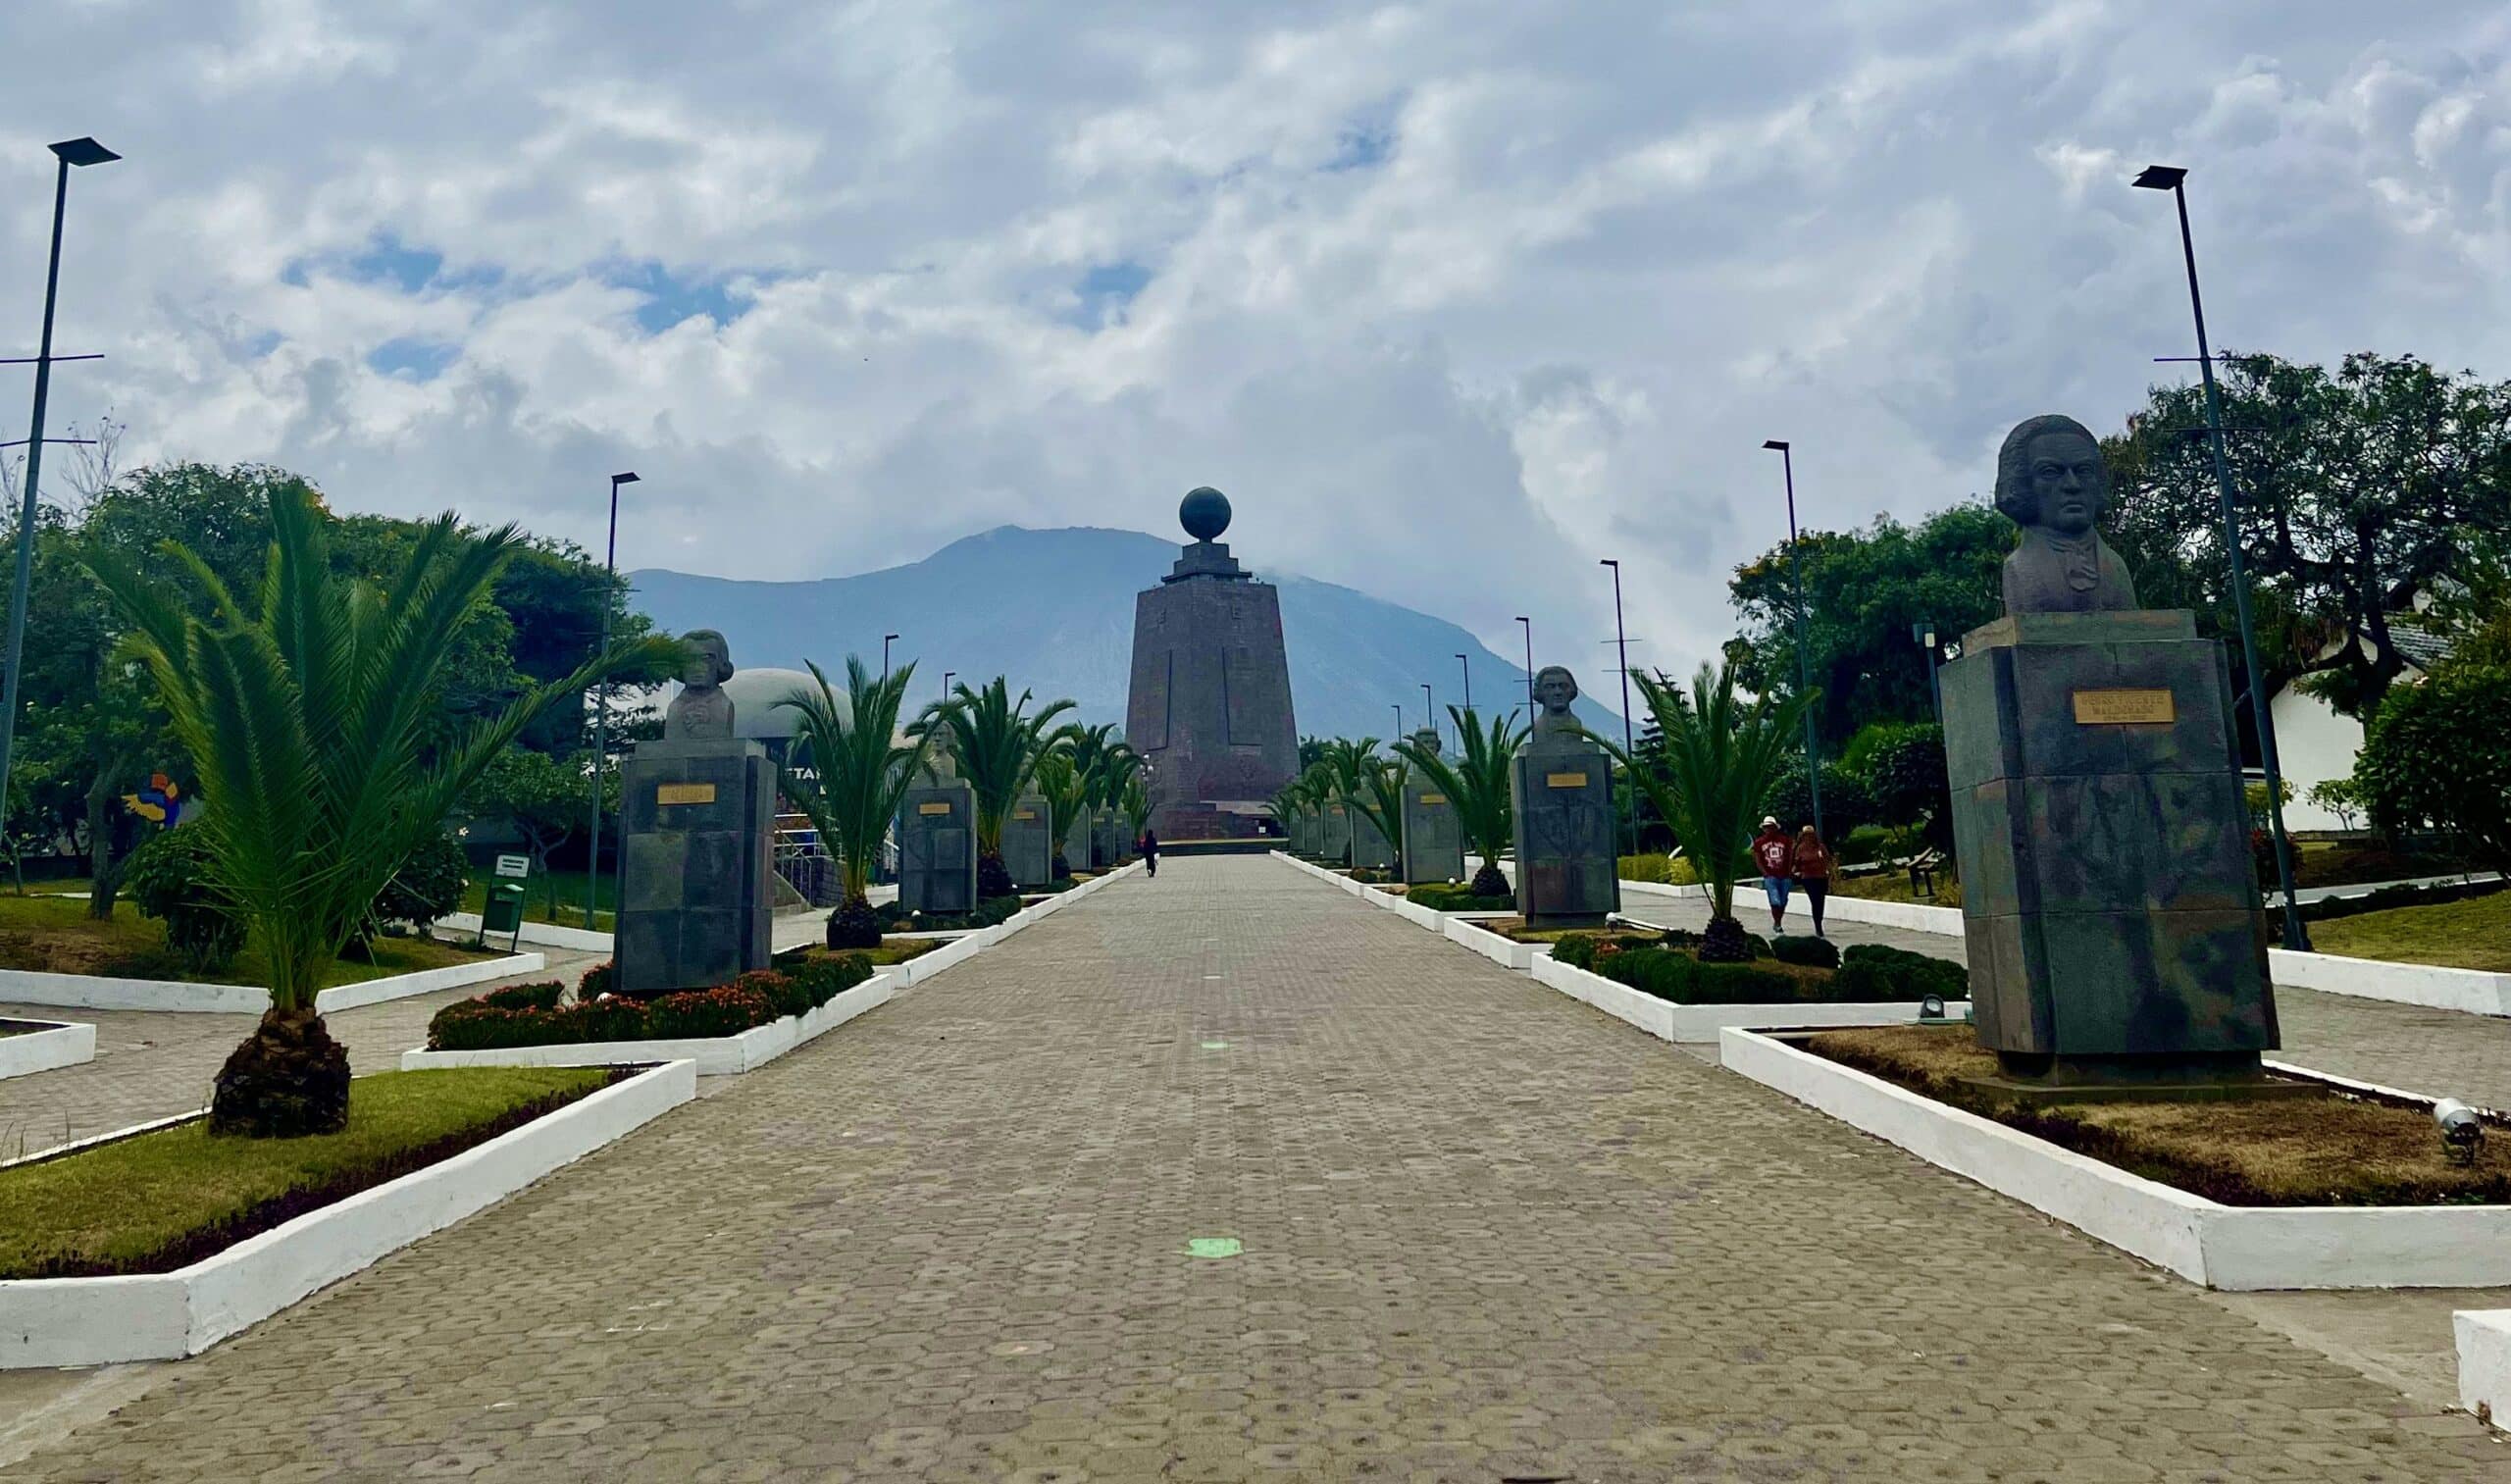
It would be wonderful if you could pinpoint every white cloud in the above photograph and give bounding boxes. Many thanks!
[2,0,2507,705]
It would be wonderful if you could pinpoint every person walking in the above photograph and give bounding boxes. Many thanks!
[1791,823,1834,938]
[1139,826,1159,878]
[1752,816,1792,933]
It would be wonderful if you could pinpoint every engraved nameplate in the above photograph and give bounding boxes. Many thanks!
[917,801,952,816]
[655,783,716,805]
[1418,793,1446,805]
[1545,772,1589,789]
[1013,810,1037,820]
[2072,688,2176,725]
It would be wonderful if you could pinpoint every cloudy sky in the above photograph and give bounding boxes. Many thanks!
[4,1,2507,700]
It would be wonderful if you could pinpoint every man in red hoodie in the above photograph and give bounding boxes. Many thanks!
[1752,816,1793,932]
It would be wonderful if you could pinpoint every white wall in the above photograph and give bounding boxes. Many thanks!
[2271,683,2369,832]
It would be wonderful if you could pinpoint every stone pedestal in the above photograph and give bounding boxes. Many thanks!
[1092,810,1124,868]
[1004,794,1052,888]
[1352,808,1396,870]
[1511,746,1617,928]
[1319,803,1351,862]
[1063,811,1092,872]
[1942,610,2280,1090]
[899,778,979,913]
[617,738,775,996]
[1402,771,1464,885]
[1289,813,1315,855]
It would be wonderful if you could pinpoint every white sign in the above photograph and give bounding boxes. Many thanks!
[493,854,531,879]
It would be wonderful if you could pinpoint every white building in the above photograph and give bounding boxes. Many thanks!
[2267,618,2451,833]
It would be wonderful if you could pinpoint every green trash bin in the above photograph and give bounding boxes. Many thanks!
[479,882,527,949]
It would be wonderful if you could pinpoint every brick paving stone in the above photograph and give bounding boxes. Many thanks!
[6,856,2509,1480]
[1618,882,2511,1108]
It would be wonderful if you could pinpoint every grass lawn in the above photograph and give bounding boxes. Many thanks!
[2290,841,2461,891]
[0,1067,615,1278]
[2308,891,2511,973]
[1807,1025,2509,1207]
[462,868,613,932]
[1833,871,1965,909]
[0,896,498,989]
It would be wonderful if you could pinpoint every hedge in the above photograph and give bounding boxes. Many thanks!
[1405,884,1514,913]
[1594,947,1807,1004]
[1770,934,1840,969]
[428,952,876,1050]
[1831,944,1968,1003]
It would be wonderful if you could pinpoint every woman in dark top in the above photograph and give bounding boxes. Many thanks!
[1791,825,1833,937]
[1139,828,1159,877]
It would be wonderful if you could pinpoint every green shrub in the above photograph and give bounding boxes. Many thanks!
[482,981,562,1012]
[1407,884,1513,913]
[1833,943,1968,1002]
[1839,825,1893,867]
[644,984,778,1039]
[376,831,471,933]
[122,828,246,973]
[579,960,615,999]
[1551,933,1600,971]
[1616,852,1699,886]
[1598,947,1805,1004]
[2358,664,2511,872]
[1771,935,1839,969]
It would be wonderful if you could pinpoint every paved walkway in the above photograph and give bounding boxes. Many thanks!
[7,857,2507,1479]
[1615,882,2511,1110]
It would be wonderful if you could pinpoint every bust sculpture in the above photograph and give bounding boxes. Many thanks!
[664,629,737,742]
[1995,414,2139,615]
[1524,665,1585,751]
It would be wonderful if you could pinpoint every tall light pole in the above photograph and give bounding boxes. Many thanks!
[1912,621,1943,726]
[584,470,639,929]
[1515,616,1533,715]
[2133,163,2310,952]
[882,633,898,683]
[1419,683,1434,744]
[1391,701,1401,738]
[1454,651,1471,723]
[1599,559,1637,854]
[942,670,954,702]
[1762,439,1824,841]
[0,137,119,823]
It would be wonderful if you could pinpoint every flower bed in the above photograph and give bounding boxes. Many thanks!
[425,954,876,1051]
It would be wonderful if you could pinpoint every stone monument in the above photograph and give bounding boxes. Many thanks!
[1125,487,1300,839]
[616,630,775,996]
[897,753,979,913]
[1352,800,1396,871]
[1401,729,1466,885]
[1063,809,1093,873]
[1003,793,1053,888]
[1510,665,1618,928]
[1941,415,2284,1100]
[1319,799,1351,863]
[1092,807,1123,868]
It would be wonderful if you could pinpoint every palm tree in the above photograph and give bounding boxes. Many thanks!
[778,657,939,947]
[1349,753,1409,879]
[918,676,1075,897]
[1268,777,1313,851]
[1583,662,1813,961]
[1394,705,1525,896]
[1032,742,1087,879]
[1316,738,1383,869]
[88,482,670,1136]
[1093,742,1143,861]
[1119,774,1153,839]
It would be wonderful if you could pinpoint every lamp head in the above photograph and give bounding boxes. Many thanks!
[611,471,640,487]
[1762,438,1789,452]
[49,137,119,168]
[2435,1099,2485,1166]
[2132,165,2187,191]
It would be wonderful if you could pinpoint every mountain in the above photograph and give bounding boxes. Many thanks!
[627,525,1621,743]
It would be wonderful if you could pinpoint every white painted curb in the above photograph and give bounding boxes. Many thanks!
[1528,950,1957,1044]
[0,1019,95,1080]
[0,1059,695,1368]
[2268,947,2510,1018]
[0,952,545,1015]
[1721,1026,2511,1291]
[439,912,614,952]
[401,974,896,1075]
[1444,917,1542,972]
[2459,1309,2511,1428]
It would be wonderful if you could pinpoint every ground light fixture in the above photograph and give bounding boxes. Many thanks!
[2434,1099,2485,1166]
[1919,994,1948,1023]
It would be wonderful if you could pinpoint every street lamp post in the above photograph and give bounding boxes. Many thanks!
[1515,617,1533,715]
[584,470,639,929]
[1454,652,1470,725]
[882,633,898,683]
[942,670,954,703]
[1911,621,1943,726]
[2132,164,2310,953]
[1762,439,1824,841]
[1599,559,1637,855]
[0,137,119,823]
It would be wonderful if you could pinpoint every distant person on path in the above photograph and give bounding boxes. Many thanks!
[1139,827,1159,878]
[1792,824,1834,938]
[1753,816,1793,932]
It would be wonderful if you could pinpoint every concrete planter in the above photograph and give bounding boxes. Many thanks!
[1527,953,1950,1043]
[1444,916,1540,972]
[1722,1027,2511,1291]
[2269,947,2511,1018]
[0,1018,95,1080]
[437,913,614,952]
[2460,1309,2511,1428]
[0,952,545,1016]
[0,1059,695,1369]
[401,974,895,1076]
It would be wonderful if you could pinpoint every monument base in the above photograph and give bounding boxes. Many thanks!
[617,738,775,998]
[1523,911,1610,932]
[1961,1050,2320,1106]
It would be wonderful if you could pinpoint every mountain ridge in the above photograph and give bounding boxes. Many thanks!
[627,524,1622,743]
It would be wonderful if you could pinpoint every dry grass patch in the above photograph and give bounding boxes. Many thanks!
[1477,917,1662,947]
[1805,1025,2511,1208]
[0,1067,619,1278]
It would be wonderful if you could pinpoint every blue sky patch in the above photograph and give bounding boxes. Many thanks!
[368,335,458,381]
[1326,108,1399,172]
[605,260,760,333]
[1066,261,1152,329]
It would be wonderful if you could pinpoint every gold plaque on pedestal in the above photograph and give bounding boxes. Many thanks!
[917,801,952,816]
[1545,772,1589,789]
[655,783,716,805]
[2072,688,2176,725]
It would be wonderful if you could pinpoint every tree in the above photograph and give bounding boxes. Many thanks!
[2104,352,2511,720]
[917,677,1076,897]
[88,481,671,1137]
[2355,665,2511,872]
[1315,738,1383,868]
[1348,752,1409,879]
[464,748,589,915]
[1585,663,1814,961]
[1728,505,2008,747]
[1032,743,1087,879]
[1394,706,1524,896]
[2304,777,2363,833]
[776,657,938,947]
